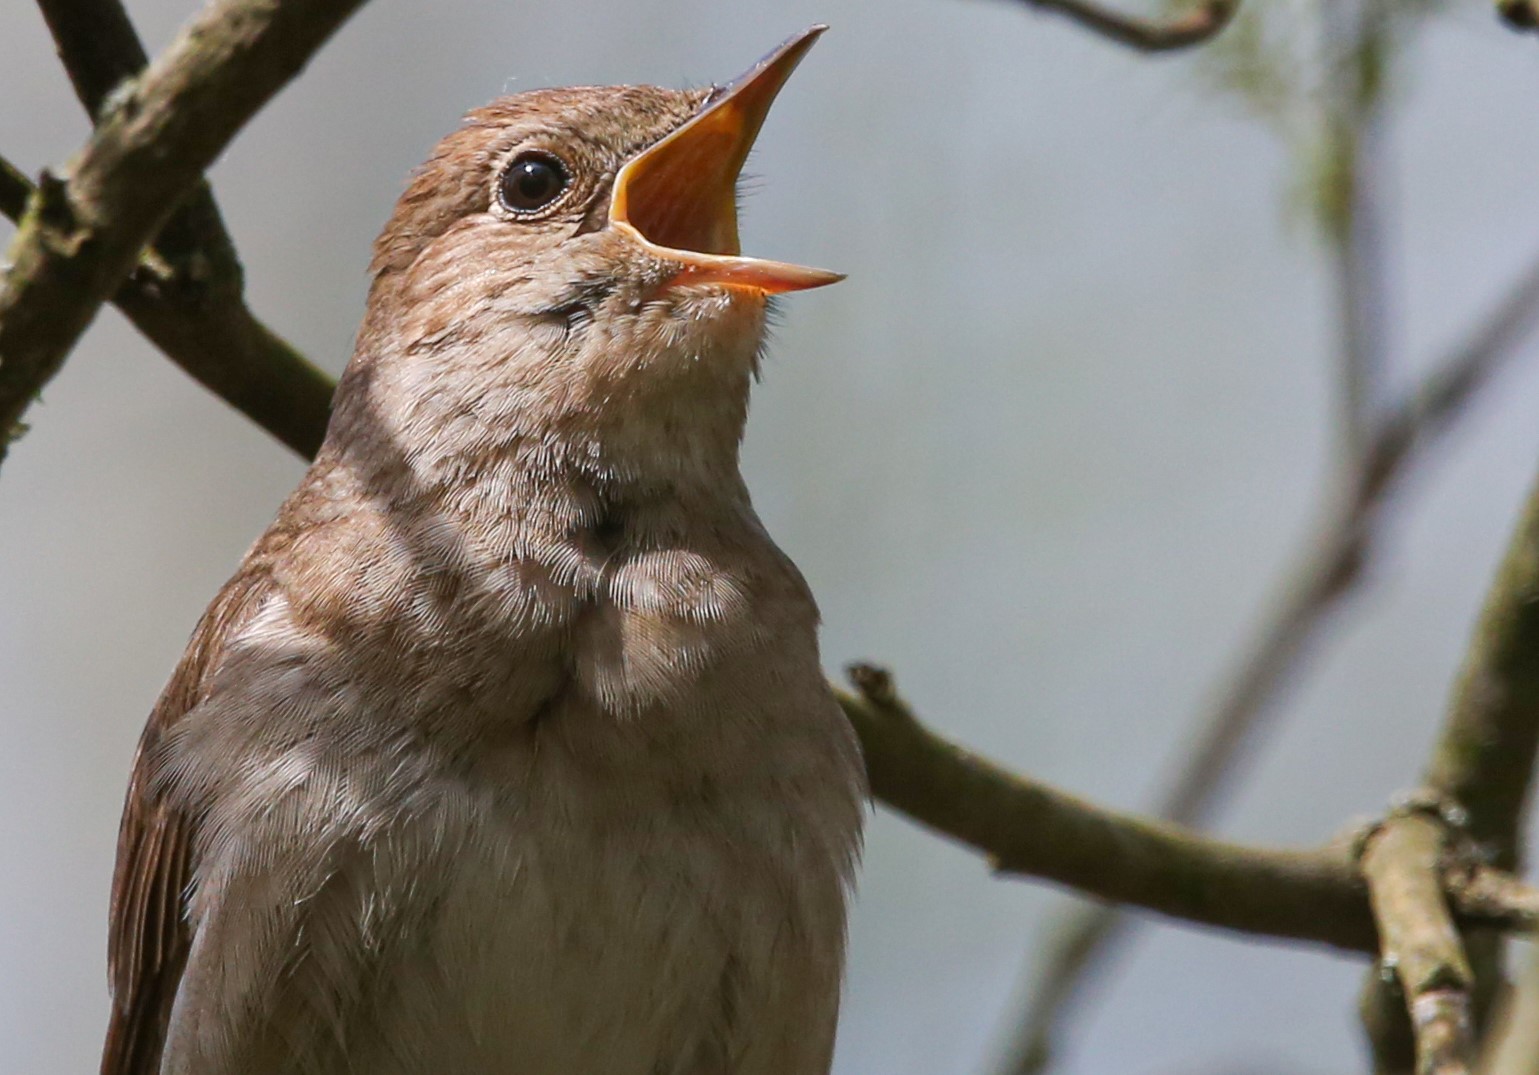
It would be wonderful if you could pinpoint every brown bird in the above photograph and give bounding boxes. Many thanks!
[101,27,864,1075]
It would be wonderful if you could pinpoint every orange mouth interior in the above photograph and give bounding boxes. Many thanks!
[609,27,844,294]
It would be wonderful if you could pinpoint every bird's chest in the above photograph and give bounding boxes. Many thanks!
[366,531,845,1068]
[179,511,857,1075]
[408,509,789,729]
[363,674,856,1073]
[347,803,729,1073]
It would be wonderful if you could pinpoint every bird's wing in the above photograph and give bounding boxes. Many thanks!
[101,567,274,1075]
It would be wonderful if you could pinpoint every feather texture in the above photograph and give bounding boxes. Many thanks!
[102,65,862,1075]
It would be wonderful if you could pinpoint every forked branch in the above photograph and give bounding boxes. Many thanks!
[0,155,331,457]
[0,0,368,465]
[1361,807,1477,1075]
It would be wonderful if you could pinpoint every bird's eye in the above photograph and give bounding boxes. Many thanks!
[499,152,569,214]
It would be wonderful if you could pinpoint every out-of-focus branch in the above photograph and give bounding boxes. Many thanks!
[990,239,1539,1075]
[992,508,1364,1072]
[1401,449,1539,1061]
[0,157,29,222]
[995,6,1474,1065]
[36,0,148,115]
[1448,866,1539,927]
[1421,470,1539,866]
[0,155,331,458]
[1361,808,1476,1075]
[1360,290,1539,1070]
[1337,0,1539,959]
[1001,0,1238,52]
[837,663,1539,951]
[994,0,1539,1048]
[1322,0,1390,464]
[0,0,367,467]
[1497,0,1539,33]
[1480,948,1539,1075]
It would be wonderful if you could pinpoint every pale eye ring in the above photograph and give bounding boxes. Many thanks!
[498,152,569,214]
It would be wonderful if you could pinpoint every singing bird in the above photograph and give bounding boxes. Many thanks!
[101,28,865,1075]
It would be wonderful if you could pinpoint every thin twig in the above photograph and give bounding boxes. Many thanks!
[1325,11,1462,1067]
[1323,0,1391,464]
[0,0,368,467]
[1447,865,1539,930]
[1002,0,1239,52]
[838,663,1539,951]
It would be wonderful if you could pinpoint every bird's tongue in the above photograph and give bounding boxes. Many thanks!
[609,27,844,295]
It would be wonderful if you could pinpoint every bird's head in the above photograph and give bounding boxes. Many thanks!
[340,28,840,485]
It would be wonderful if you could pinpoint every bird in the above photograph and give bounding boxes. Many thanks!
[100,27,865,1075]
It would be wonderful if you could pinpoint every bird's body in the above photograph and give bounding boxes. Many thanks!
[102,32,863,1075]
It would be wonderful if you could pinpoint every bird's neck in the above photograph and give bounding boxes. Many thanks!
[322,340,756,526]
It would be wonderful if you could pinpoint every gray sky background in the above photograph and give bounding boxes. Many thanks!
[5,1,1539,1073]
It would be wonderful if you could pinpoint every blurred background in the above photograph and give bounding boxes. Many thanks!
[5,1,1539,1072]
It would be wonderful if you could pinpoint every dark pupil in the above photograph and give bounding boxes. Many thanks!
[501,157,565,212]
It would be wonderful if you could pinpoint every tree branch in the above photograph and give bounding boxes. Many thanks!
[35,0,241,292]
[837,663,1539,952]
[0,155,331,458]
[0,0,367,466]
[1421,465,1539,865]
[1001,0,1238,52]
[0,157,30,222]
[1359,390,1539,1069]
[36,0,148,117]
[1497,0,1539,33]
[1361,808,1477,1075]
[23,0,333,456]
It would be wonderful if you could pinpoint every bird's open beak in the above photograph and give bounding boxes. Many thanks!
[610,26,844,295]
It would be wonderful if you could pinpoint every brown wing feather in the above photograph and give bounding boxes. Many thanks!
[100,560,278,1075]
[101,802,191,1075]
